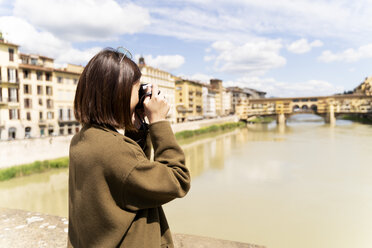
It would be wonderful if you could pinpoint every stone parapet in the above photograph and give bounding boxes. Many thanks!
[0,208,265,248]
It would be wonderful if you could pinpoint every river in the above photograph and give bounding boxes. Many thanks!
[1,114,372,248]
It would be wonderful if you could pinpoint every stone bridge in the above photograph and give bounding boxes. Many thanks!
[238,94,372,125]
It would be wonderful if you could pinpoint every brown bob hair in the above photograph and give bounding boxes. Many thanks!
[74,48,141,130]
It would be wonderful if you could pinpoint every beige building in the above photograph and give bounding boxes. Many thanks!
[54,64,83,135]
[0,36,21,140]
[175,79,203,122]
[354,76,372,96]
[202,84,216,118]
[19,53,57,138]
[0,34,83,140]
[210,79,223,116]
[138,57,176,123]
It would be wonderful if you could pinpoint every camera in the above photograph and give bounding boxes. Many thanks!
[136,84,161,109]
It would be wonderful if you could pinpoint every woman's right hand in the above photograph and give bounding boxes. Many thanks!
[143,84,170,124]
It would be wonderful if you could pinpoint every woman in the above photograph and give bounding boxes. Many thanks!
[68,48,191,248]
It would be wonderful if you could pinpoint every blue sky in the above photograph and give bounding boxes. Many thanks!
[1,0,372,97]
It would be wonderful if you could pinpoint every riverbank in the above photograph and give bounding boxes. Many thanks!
[247,116,275,124]
[340,114,372,124]
[0,208,265,248]
[0,119,245,181]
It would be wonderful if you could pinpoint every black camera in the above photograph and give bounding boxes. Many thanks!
[136,84,161,109]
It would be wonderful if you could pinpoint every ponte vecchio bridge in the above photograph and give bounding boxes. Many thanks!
[239,94,372,125]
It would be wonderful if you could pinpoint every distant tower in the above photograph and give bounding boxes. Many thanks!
[138,56,146,66]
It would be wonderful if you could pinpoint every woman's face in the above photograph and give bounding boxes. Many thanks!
[130,80,141,115]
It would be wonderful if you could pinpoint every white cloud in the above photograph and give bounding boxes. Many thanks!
[0,16,101,65]
[225,77,344,97]
[135,54,185,71]
[208,40,286,75]
[13,0,150,42]
[177,73,214,83]
[287,39,323,54]
[318,44,372,63]
[141,0,372,45]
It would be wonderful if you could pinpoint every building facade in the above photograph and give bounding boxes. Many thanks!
[0,35,83,140]
[54,64,83,135]
[0,38,21,140]
[175,79,203,122]
[202,84,216,118]
[138,57,176,123]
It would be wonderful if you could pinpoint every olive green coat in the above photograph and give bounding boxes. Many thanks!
[68,121,191,248]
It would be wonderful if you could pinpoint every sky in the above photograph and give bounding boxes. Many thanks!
[1,0,372,97]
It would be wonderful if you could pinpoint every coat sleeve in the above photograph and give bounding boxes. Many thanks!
[122,121,191,211]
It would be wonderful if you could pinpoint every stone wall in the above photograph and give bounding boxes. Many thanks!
[0,208,265,248]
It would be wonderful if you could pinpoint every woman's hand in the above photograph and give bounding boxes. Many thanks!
[143,84,170,124]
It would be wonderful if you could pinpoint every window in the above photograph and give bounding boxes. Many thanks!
[21,57,29,64]
[47,99,53,109]
[24,98,32,108]
[23,70,30,79]
[0,66,2,81]
[47,111,54,119]
[9,48,14,61]
[59,128,64,135]
[73,79,78,84]
[26,112,31,121]
[31,58,37,65]
[59,109,63,120]
[67,109,71,120]
[9,109,20,120]
[57,77,63,83]
[39,111,43,120]
[45,72,51,81]
[36,71,42,80]
[39,99,43,106]
[7,68,16,83]
[46,86,53,96]
[8,88,18,102]
[24,84,31,94]
[37,85,43,95]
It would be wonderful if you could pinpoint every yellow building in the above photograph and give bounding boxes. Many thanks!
[138,57,176,123]
[175,79,203,122]
[0,35,21,140]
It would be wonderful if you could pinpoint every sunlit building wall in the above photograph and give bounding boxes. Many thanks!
[0,36,21,140]
[138,57,176,123]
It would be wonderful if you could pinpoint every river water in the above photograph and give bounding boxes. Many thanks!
[1,114,372,248]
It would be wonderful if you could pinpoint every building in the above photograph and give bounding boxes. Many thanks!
[222,88,232,115]
[354,76,372,96]
[244,87,266,98]
[210,79,223,116]
[0,35,21,140]
[54,64,83,135]
[0,33,83,140]
[138,57,176,123]
[202,84,216,118]
[175,79,203,122]
[19,53,58,138]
